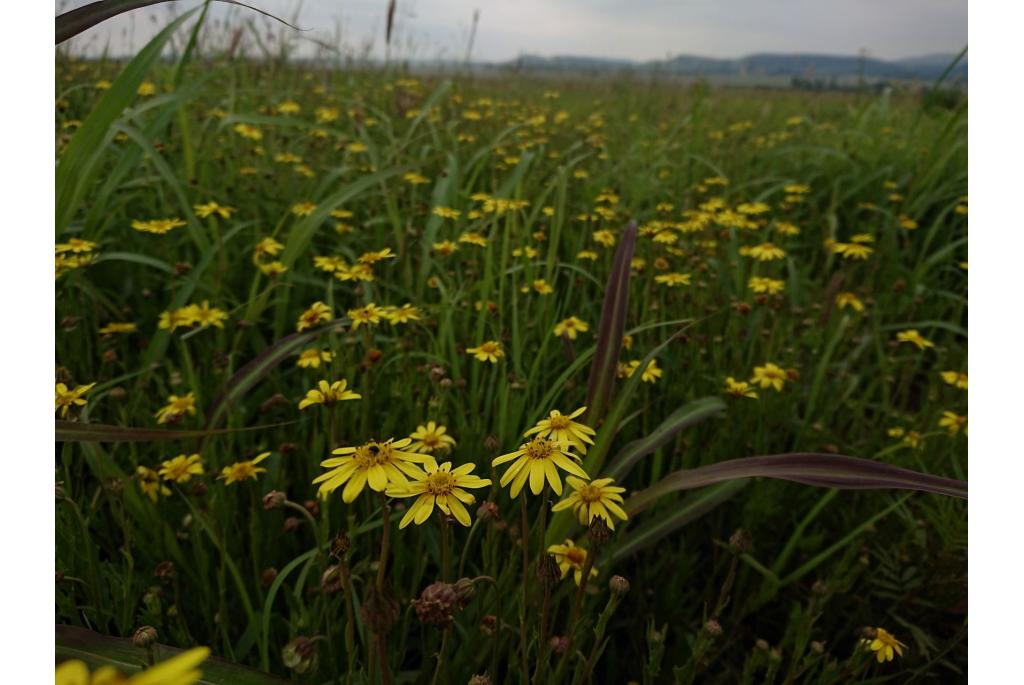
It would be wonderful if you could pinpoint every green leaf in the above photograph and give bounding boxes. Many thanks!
[56,7,198,236]
[56,624,290,684]
[605,396,726,481]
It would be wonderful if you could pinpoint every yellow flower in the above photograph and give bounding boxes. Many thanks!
[277,100,300,115]
[640,359,662,383]
[193,201,234,219]
[258,260,288,277]
[551,476,628,529]
[297,301,332,331]
[748,276,785,294]
[383,303,422,324]
[348,303,383,330]
[55,382,95,418]
[940,370,967,390]
[492,436,589,497]
[408,421,456,454]
[896,329,934,350]
[297,348,333,369]
[592,230,616,247]
[56,646,210,685]
[388,461,491,528]
[654,272,691,287]
[291,201,317,217]
[458,231,488,247]
[433,240,459,256]
[314,438,436,502]
[524,407,596,454]
[529,279,553,295]
[751,363,787,392]
[938,411,967,436]
[432,206,462,219]
[404,171,429,185]
[467,340,504,363]
[553,316,589,340]
[233,123,263,140]
[358,248,396,264]
[547,539,598,586]
[159,454,204,483]
[298,379,361,410]
[132,218,186,235]
[137,81,157,96]
[832,242,873,260]
[724,377,758,399]
[189,301,228,329]
[254,236,284,257]
[747,242,786,261]
[835,292,865,312]
[155,392,197,424]
[136,465,171,502]
[862,628,906,663]
[55,237,98,254]
[99,322,137,334]
[218,452,271,485]
[577,250,599,261]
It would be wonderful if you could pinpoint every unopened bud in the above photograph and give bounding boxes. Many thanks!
[549,635,570,655]
[479,615,497,636]
[609,575,630,597]
[588,516,612,545]
[263,490,286,510]
[132,626,158,649]
[282,636,318,675]
[704,619,723,637]
[261,568,278,587]
[729,528,753,554]
[483,435,500,454]
[477,501,499,522]
[330,533,351,558]
[468,675,493,685]
[536,554,562,585]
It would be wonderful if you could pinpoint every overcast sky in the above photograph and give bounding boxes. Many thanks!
[57,0,968,62]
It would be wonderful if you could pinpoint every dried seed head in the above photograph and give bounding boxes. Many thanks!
[609,575,630,597]
[260,568,278,588]
[549,635,571,655]
[483,434,501,454]
[476,501,500,522]
[479,615,497,636]
[811,580,829,596]
[413,581,462,629]
[468,675,493,685]
[281,636,318,675]
[153,561,175,581]
[704,619,723,638]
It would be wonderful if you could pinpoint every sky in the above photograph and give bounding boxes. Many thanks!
[57,0,968,62]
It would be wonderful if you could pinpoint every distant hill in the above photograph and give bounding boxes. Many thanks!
[504,52,967,83]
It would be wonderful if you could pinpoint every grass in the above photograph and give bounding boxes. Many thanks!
[55,34,966,684]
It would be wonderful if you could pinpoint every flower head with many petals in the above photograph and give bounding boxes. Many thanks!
[547,539,598,586]
[552,476,628,529]
[313,438,436,502]
[492,436,589,497]
[298,380,361,410]
[524,407,596,454]
[408,421,456,454]
[387,461,491,528]
[861,627,906,663]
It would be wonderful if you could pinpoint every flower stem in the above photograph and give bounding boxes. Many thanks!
[440,515,450,582]
[519,495,530,680]
[377,492,391,591]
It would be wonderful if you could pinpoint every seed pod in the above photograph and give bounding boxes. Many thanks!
[132,626,158,649]
[609,575,630,597]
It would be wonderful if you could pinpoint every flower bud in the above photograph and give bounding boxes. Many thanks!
[132,626,158,649]
[536,554,562,585]
[549,635,571,655]
[153,561,175,581]
[330,532,351,558]
[703,619,723,638]
[479,615,497,636]
[609,575,630,597]
[728,528,753,554]
[263,490,286,510]
[477,501,499,522]
[468,675,493,685]
[588,516,612,545]
[261,568,278,588]
[282,636,318,675]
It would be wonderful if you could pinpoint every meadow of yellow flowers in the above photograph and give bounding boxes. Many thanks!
[55,15,967,684]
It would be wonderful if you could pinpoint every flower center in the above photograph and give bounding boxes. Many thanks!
[422,433,440,446]
[480,342,498,354]
[524,438,555,460]
[425,471,455,495]
[548,415,571,430]
[566,548,586,566]
[577,484,603,503]
[354,442,392,467]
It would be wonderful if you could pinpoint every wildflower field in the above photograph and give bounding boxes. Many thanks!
[54,15,968,685]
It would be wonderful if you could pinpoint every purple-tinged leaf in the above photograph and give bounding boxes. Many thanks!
[626,453,967,514]
[612,481,747,562]
[56,420,294,443]
[205,318,347,429]
[606,396,726,480]
[584,221,637,425]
